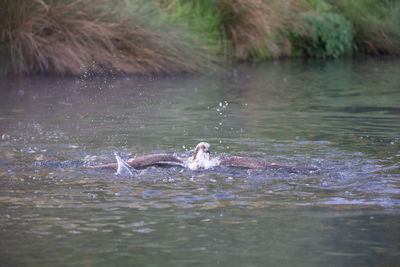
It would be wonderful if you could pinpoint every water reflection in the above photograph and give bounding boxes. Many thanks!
[0,59,399,265]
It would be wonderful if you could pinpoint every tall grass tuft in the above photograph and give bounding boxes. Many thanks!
[216,0,301,60]
[336,0,400,56]
[0,0,216,75]
[161,0,303,61]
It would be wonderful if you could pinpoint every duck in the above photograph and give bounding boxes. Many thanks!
[90,142,318,173]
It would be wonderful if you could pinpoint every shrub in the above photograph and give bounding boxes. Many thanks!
[290,11,354,58]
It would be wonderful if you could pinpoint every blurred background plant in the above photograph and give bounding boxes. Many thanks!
[0,0,398,76]
[336,0,400,56]
[0,0,216,75]
[289,11,354,58]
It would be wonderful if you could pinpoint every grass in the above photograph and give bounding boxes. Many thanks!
[336,0,400,56]
[0,0,399,76]
[162,0,304,61]
[217,0,287,60]
[0,0,216,75]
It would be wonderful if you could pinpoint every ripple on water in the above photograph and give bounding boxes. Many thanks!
[1,63,400,265]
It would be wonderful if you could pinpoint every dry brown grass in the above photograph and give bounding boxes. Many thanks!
[335,0,400,56]
[0,0,214,75]
[216,0,304,60]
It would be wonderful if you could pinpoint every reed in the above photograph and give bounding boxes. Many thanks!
[0,0,215,75]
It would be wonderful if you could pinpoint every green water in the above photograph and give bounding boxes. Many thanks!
[0,59,399,266]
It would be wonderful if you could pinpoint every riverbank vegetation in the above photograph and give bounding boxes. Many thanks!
[0,0,216,75]
[1,0,399,75]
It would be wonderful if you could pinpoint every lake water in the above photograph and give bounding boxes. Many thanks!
[0,59,399,266]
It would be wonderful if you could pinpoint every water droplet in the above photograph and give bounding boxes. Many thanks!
[1,134,10,140]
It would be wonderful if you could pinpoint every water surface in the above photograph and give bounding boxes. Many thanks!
[0,59,399,265]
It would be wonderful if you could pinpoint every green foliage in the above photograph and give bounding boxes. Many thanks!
[290,12,354,58]
[303,0,332,12]
[1,0,399,76]
[336,0,400,55]
[159,0,223,57]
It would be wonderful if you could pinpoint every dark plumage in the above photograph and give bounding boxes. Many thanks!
[90,153,184,169]
[219,156,318,173]
[90,142,318,173]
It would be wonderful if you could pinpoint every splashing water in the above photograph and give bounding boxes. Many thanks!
[114,152,134,177]
[1,59,400,266]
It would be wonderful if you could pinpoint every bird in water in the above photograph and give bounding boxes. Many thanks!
[90,142,318,173]
[186,142,219,170]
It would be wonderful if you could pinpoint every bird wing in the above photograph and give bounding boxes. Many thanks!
[90,153,184,169]
[219,156,269,169]
[219,156,318,173]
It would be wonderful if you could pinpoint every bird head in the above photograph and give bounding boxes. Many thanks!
[192,142,210,161]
